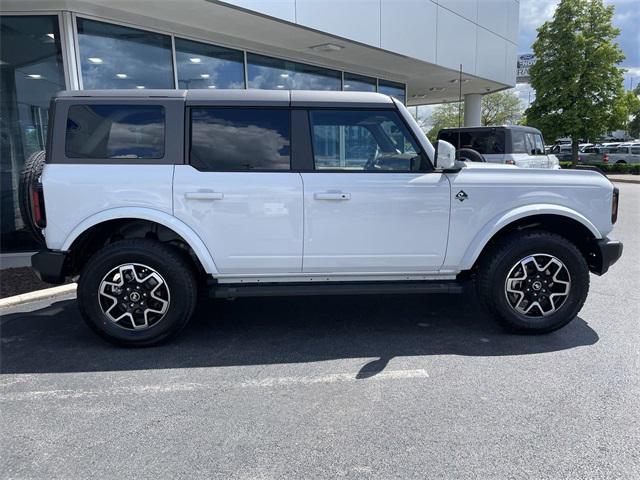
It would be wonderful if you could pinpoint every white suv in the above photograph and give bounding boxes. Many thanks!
[28,89,622,346]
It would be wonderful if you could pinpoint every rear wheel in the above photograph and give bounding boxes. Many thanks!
[77,239,198,346]
[476,230,589,333]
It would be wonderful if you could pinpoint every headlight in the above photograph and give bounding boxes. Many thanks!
[611,187,619,224]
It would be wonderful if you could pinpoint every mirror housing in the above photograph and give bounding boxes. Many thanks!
[435,140,456,170]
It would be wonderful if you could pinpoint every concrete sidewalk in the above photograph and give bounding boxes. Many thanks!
[607,174,640,184]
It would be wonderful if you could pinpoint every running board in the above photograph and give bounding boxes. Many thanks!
[210,281,463,299]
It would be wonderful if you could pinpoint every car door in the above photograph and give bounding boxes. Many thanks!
[173,105,303,274]
[301,108,450,273]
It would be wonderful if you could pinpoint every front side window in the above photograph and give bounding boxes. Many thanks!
[309,110,422,172]
[65,105,165,159]
[190,108,290,171]
[76,18,174,89]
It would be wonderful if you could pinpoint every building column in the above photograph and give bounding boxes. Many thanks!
[464,94,482,127]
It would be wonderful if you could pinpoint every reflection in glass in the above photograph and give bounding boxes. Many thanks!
[190,108,290,171]
[77,18,174,89]
[378,79,406,104]
[66,105,165,159]
[175,38,245,89]
[309,110,421,171]
[343,73,376,92]
[247,53,340,91]
[0,15,65,252]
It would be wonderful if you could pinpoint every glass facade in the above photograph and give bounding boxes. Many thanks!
[247,53,341,90]
[343,73,376,92]
[175,38,245,89]
[378,79,406,104]
[77,18,174,89]
[0,14,406,254]
[0,15,66,252]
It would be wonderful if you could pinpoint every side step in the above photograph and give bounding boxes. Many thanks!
[211,281,464,299]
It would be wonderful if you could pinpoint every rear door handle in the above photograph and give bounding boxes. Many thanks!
[314,192,351,201]
[184,191,224,201]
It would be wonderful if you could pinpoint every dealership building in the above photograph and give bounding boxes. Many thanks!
[0,0,519,262]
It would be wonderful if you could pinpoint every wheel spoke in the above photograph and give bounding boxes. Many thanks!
[504,253,571,318]
[98,263,170,331]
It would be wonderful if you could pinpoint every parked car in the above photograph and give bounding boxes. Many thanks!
[438,125,559,168]
[27,89,622,346]
[607,143,640,164]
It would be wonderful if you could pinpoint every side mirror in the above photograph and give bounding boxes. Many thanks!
[435,140,456,170]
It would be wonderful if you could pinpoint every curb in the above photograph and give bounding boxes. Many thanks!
[608,177,640,185]
[0,283,77,309]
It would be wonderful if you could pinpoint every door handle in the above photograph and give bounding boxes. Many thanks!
[314,192,351,201]
[184,191,224,201]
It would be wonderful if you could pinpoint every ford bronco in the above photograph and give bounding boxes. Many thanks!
[26,89,622,346]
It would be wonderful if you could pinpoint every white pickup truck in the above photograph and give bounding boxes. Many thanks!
[27,90,622,346]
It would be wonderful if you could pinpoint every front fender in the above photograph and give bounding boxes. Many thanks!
[61,207,219,275]
[457,204,602,270]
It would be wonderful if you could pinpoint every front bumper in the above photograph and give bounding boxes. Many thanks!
[31,250,68,284]
[589,238,623,276]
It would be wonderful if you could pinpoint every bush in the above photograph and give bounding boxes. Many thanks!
[559,162,640,174]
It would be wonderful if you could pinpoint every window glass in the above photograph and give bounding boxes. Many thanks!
[631,147,640,155]
[0,15,65,252]
[534,134,545,155]
[190,108,290,171]
[65,105,165,159]
[613,147,629,154]
[175,38,245,89]
[247,53,340,90]
[77,18,174,89]
[511,131,527,153]
[309,110,422,171]
[378,79,406,104]
[438,130,505,155]
[343,73,376,92]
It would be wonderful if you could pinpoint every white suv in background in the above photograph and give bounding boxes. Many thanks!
[438,126,560,168]
[26,89,622,346]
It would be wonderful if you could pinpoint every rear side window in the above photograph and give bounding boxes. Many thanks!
[65,104,165,159]
[190,108,290,171]
[511,131,527,153]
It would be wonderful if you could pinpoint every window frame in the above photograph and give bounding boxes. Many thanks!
[51,98,184,165]
[305,108,432,174]
[186,106,293,172]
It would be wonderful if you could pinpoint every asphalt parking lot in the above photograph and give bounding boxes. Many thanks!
[1,182,638,479]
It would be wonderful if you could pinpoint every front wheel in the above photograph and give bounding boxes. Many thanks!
[77,239,198,346]
[476,230,590,333]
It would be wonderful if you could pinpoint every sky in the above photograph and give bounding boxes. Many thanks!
[420,0,639,125]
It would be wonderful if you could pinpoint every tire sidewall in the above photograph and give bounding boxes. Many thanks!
[78,244,195,346]
[490,236,589,332]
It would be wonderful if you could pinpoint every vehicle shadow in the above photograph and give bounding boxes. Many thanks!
[0,293,599,376]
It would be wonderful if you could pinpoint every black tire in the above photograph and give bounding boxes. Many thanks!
[77,239,198,347]
[476,230,589,333]
[456,148,486,163]
[18,150,46,245]
[615,160,626,164]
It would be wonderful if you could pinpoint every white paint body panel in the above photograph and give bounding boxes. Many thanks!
[301,172,451,272]
[443,166,615,270]
[173,166,303,274]
[43,164,174,249]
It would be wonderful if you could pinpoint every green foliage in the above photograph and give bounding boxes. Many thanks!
[526,0,626,162]
[426,91,522,141]
[627,84,640,138]
[559,161,640,174]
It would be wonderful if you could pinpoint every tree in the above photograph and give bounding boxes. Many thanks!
[628,83,640,138]
[525,0,626,162]
[426,91,522,141]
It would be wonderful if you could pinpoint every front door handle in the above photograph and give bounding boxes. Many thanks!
[314,192,351,201]
[185,191,224,201]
